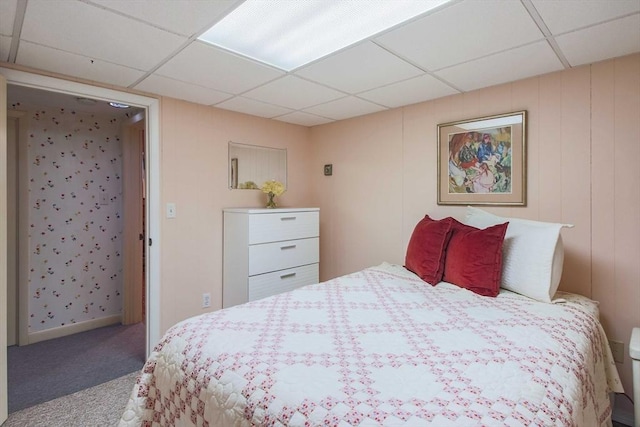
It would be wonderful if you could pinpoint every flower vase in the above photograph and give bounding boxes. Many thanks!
[266,192,277,209]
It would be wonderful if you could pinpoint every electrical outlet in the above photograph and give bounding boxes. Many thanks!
[202,293,211,308]
[609,339,624,364]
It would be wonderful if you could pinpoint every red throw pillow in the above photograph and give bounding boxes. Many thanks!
[443,219,508,297]
[405,215,454,285]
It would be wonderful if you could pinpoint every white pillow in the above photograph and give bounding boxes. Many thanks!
[464,206,573,302]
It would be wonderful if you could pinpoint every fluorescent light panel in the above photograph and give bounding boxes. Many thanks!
[198,0,451,71]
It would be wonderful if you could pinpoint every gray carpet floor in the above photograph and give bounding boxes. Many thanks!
[3,371,138,427]
[7,322,145,413]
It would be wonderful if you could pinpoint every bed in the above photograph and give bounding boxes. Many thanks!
[119,208,623,426]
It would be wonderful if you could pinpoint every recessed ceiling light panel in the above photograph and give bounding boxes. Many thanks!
[198,0,451,71]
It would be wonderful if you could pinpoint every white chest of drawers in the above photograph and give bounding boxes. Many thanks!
[222,208,319,308]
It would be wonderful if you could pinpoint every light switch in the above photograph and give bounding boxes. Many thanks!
[166,202,176,219]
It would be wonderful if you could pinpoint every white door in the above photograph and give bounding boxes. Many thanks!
[6,113,19,347]
[123,119,145,324]
[1,72,9,425]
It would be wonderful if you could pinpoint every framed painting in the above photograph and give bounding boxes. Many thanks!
[437,110,527,206]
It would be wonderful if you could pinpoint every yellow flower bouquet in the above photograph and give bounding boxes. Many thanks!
[261,180,285,208]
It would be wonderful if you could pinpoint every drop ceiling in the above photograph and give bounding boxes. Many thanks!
[1,0,639,127]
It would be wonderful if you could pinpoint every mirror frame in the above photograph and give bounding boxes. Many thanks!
[228,141,287,190]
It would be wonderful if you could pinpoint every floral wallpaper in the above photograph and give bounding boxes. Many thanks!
[21,105,125,333]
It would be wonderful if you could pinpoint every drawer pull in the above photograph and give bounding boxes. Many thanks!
[280,216,297,221]
[280,272,297,279]
[280,244,297,250]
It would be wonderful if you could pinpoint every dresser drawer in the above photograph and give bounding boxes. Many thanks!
[223,207,320,309]
[248,211,319,244]
[249,237,319,276]
[248,263,319,302]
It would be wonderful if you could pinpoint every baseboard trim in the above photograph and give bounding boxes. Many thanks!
[27,315,122,345]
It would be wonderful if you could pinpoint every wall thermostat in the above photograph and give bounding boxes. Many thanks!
[324,164,333,176]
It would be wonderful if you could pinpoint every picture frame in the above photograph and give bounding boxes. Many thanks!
[437,110,527,206]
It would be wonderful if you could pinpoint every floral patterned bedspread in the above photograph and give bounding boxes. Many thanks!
[119,263,622,427]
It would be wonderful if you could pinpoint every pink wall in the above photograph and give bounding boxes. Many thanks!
[158,99,314,331]
[309,53,640,417]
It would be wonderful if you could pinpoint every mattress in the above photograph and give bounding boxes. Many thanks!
[119,263,623,426]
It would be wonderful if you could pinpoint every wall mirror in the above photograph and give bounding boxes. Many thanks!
[228,141,287,190]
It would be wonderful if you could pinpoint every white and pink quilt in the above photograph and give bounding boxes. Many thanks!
[119,263,622,426]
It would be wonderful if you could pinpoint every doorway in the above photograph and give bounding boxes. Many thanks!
[0,65,162,421]
[7,85,146,344]
[5,85,148,412]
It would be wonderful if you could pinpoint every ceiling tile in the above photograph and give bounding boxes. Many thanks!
[0,35,11,62]
[16,41,146,88]
[0,0,17,37]
[215,97,293,119]
[155,41,285,94]
[89,0,238,37]
[435,41,564,92]
[243,76,344,110]
[134,74,233,105]
[7,0,639,127]
[20,0,186,71]
[0,0,15,61]
[274,111,334,127]
[303,96,387,121]
[295,42,423,94]
[376,0,544,71]
[359,74,459,108]
[531,0,640,34]
[555,15,640,67]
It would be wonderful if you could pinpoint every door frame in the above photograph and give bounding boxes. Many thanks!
[0,67,162,352]
[1,72,8,425]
